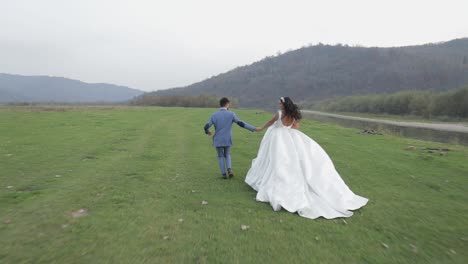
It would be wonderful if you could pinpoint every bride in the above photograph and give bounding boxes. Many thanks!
[246,97,368,219]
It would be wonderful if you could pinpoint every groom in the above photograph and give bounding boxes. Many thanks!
[204,97,257,179]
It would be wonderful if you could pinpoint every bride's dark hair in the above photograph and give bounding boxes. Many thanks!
[281,97,302,120]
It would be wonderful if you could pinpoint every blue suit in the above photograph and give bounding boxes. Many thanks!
[204,108,255,177]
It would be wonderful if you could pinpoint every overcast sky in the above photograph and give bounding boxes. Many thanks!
[1,0,467,91]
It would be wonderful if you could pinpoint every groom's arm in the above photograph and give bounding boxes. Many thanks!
[204,117,214,135]
[233,113,255,132]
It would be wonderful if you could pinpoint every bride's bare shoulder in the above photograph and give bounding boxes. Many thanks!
[292,119,300,129]
[268,112,279,122]
[273,112,279,119]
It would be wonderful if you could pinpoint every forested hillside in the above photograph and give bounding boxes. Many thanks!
[153,38,468,109]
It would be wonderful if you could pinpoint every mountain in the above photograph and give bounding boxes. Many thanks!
[153,38,468,108]
[0,73,144,103]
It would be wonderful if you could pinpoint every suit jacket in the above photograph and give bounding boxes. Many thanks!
[204,108,255,147]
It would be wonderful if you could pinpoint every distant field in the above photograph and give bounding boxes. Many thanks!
[1,106,467,263]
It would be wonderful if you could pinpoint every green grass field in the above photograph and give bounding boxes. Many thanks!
[1,106,467,263]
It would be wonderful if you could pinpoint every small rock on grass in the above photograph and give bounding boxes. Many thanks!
[6,186,13,189]
[178,218,184,223]
[3,219,11,224]
[240,225,250,231]
[381,243,389,249]
[406,146,417,151]
[409,244,418,253]
[201,200,208,205]
[71,208,88,218]
[163,235,169,240]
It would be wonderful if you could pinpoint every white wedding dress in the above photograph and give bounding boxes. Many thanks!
[245,111,368,219]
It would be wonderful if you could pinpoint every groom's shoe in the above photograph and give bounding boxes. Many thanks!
[222,173,228,179]
[228,169,234,178]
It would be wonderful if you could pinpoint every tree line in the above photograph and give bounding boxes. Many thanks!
[129,94,237,108]
[306,86,468,118]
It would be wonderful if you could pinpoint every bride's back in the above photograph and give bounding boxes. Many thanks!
[278,111,295,127]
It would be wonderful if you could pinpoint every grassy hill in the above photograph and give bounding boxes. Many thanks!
[1,106,467,263]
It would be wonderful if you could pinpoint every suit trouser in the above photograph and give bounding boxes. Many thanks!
[216,146,231,175]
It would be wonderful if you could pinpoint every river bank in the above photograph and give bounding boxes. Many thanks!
[302,110,468,146]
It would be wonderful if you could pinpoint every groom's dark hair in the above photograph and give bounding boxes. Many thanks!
[220,97,230,107]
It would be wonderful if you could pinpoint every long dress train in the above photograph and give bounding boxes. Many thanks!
[245,111,368,219]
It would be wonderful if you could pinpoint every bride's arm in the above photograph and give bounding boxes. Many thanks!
[256,113,279,131]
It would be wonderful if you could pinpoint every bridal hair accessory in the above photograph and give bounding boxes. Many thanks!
[280,97,285,103]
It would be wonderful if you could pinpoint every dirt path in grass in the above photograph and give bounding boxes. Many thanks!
[302,110,468,133]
